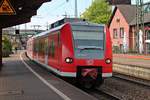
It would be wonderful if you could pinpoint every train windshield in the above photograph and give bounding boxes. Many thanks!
[72,24,104,59]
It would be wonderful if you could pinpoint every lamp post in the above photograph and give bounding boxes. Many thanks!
[136,0,144,53]
[0,26,2,70]
[75,0,78,18]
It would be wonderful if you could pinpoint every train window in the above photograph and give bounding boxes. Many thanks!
[42,39,45,53]
[72,25,104,59]
[39,40,41,52]
[39,39,44,53]
[33,42,36,52]
[49,41,55,57]
[37,40,40,52]
[45,38,49,55]
[58,32,60,45]
[34,39,39,52]
[73,31,104,49]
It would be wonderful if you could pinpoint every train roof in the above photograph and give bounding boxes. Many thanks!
[32,21,105,39]
[50,18,105,29]
[50,18,86,29]
[71,21,105,32]
[32,23,66,39]
[71,21,105,27]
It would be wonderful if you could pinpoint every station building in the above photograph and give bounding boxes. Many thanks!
[108,4,150,54]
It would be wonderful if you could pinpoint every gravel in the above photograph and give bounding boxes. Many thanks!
[98,77,150,100]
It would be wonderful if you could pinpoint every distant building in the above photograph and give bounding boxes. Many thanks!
[108,5,150,54]
[2,27,44,50]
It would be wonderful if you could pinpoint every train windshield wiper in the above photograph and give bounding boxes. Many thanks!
[77,46,103,50]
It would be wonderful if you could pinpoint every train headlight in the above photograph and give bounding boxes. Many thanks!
[105,59,111,64]
[65,57,73,63]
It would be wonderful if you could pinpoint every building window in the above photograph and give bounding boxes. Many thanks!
[147,30,150,40]
[147,44,150,54]
[120,27,124,38]
[113,28,118,39]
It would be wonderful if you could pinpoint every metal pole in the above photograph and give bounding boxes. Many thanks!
[140,0,144,32]
[139,0,144,54]
[136,0,140,53]
[0,27,2,70]
[75,0,78,18]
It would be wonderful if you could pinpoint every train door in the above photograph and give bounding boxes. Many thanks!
[35,39,39,61]
[45,37,49,65]
[51,32,60,70]
[47,32,61,71]
[57,32,61,69]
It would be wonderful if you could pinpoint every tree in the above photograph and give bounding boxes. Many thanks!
[81,0,111,24]
[2,35,12,57]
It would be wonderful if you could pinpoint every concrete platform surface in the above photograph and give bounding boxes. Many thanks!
[1,52,96,100]
[113,54,150,68]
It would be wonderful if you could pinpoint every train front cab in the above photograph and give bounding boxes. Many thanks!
[61,23,112,87]
[77,26,112,87]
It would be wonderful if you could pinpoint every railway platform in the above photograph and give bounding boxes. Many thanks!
[0,52,96,100]
[113,54,150,80]
[113,54,150,68]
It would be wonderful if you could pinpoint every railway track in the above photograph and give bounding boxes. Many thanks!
[113,73,150,88]
[87,73,150,100]
[91,89,121,100]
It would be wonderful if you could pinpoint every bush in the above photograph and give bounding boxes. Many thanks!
[2,35,12,57]
[128,49,138,54]
[113,46,121,53]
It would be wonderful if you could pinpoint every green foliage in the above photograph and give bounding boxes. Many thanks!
[128,49,138,54]
[113,46,121,53]
[81,0,111,24]
[2,35,12,57]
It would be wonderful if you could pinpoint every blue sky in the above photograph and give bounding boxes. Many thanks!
[19,0,150,30]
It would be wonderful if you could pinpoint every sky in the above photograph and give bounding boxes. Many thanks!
[18,0,150,30]
[19,0,93,30]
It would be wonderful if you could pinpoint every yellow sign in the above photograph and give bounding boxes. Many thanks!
[0,0,16,15]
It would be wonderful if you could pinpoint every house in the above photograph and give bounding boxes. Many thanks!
[108,5,150,54]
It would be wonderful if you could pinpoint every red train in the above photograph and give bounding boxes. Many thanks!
[27,18,112,88]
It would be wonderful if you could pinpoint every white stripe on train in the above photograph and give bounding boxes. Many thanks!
[34,59,112,78]
[34,59,76,77]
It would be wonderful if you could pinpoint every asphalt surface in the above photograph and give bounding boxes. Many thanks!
[1,52,96,100]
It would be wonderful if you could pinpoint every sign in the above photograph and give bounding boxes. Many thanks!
[0,0,16,15]
[86,59,94,65]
